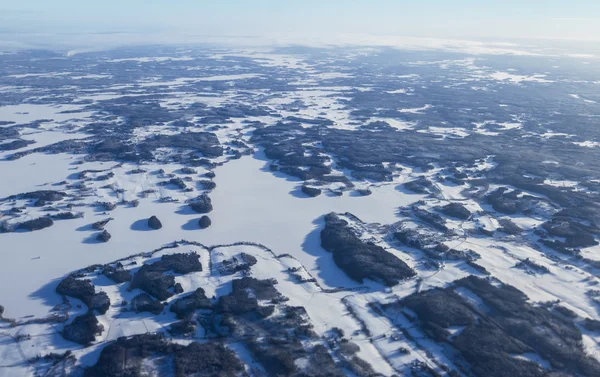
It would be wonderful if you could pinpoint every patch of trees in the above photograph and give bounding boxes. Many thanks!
[147,215,162,230]
[216,277,279,317]
[7,190,67,203]
[102,264,131,283]
[401,289,476,341]
[247,337,304,376]
[130,293,164,315]
[129,266,175,300]
[404,177,441,196]
[0,139,35,151]
[251,122,359,185]
[169,319,197,337]
[129,253,202,300]
[180,167,197,174]
[84,333,244,377]
[198,180,216,191]
[301,185,322,197]
[56,276,110,314]
[321,213,415,286]
[160,253,203,274]
[412,206,448,232]
[16,128,223,163]
[514,258,550,274]
[62,312,103,346]
[497,218,523,235]
[485,187,536,215]
[159,177,187,190]
[198,215,212,229]
[542,218,598,248]
[170,288,212,319]
[174,342,245,377]
[386,276,600,377]
[189,194,213,213]
[219,252,258,275]
[96,230,111,242]
[440,203,471,220]
[145,132,223,158]
[583,318,600,332]
[394,227,436,251]
[538,239,579,255]
[51,212,83,220]
[16,217,54,231]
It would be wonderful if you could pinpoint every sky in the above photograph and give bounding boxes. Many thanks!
[1,1,600,49]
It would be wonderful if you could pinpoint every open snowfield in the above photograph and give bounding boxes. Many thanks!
[1,45,600,376]
[0,150,423,319]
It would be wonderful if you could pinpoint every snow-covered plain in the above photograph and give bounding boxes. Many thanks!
[1,45,600,376]
[0,150,420,319]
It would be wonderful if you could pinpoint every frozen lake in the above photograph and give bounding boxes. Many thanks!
[0,150,420,318]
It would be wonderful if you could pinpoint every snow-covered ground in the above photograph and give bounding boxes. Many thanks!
[489,72,554,84]
[0,150,422,319]
[1,46,600,376]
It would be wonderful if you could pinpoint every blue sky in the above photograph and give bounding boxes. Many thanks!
[1,1,600,45]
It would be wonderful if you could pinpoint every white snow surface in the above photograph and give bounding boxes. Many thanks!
[0,151,418,319]
[2,47,600,376]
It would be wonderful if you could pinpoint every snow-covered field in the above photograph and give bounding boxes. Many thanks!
[1,45,600,376]
[0,151,421,319]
